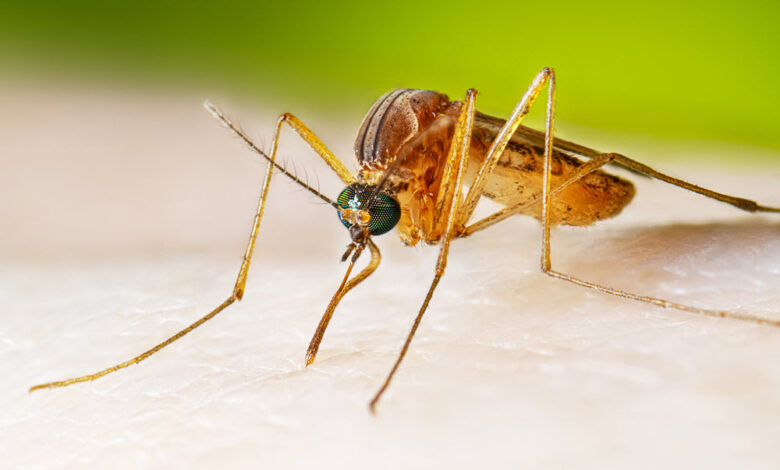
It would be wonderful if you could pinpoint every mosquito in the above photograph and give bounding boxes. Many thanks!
[30,67,780,412]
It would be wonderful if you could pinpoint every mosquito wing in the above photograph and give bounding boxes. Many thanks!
[473,111,647,177]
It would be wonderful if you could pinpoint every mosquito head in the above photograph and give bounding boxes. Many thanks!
[336,183,401,240]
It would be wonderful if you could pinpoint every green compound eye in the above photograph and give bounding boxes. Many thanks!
[337,185,401,236]
[367,192,402,235]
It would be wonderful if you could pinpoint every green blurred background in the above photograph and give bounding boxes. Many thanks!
[1,0,778,152]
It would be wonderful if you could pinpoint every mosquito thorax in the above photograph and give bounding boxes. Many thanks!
[354,89,453,168]
[337,184,401,236]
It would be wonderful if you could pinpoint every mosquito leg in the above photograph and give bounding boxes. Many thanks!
[530,78,780,328]
[453,67,617,236]
[271,112,356,185]
[430,90,480,230]
[369,89,477,413]
[456,68,555,228]
[29,106,354,392]
[605,153,779,213]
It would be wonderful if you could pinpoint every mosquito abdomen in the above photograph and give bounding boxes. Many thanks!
[467,126,636,226]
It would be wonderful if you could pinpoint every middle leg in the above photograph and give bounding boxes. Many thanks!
[368,88,478,413]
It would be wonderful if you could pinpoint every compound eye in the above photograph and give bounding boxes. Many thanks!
[366,193,401,235]
[336,185,400,236]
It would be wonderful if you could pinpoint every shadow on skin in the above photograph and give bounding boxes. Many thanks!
[593,219,780,263]
[544,219,780,313]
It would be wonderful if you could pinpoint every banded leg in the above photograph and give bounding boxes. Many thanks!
[29,104,354,392]
[369,89,478,413]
